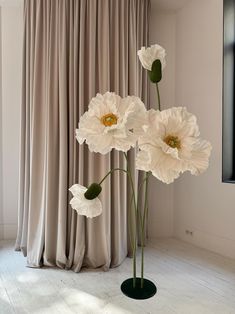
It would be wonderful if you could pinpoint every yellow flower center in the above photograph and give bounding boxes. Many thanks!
[101,113,118,127]
[164,135,181,149]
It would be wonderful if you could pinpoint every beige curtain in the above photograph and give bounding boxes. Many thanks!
[16,0,150,272]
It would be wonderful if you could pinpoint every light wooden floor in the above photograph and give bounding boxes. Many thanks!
[1,238,235,314]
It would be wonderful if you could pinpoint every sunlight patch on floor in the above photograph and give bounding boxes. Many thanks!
[17,272,39,283]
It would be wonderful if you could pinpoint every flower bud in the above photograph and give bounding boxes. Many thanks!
[84,183,102,200]
[148,59,162,83]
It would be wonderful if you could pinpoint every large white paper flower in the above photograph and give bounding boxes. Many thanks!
[76,92,147,154]
[137,44,166,71]
[136,107,212,184]
[69,184,102,218]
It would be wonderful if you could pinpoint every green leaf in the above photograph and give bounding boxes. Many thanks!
[84,183,102,200]
[148,59,162,83]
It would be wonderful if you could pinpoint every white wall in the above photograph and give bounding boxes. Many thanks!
[150,0,235,259]
[174,0,235,259]
[148,8,176,237]
[0,4,23,239]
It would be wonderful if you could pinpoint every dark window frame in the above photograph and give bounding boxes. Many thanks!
[222,0,235,183]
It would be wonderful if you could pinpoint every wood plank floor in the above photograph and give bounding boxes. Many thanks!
[1,238,235,314]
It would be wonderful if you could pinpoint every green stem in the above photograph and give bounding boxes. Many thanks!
[140,172,150,288]
[128,174,149,270]
[156,83,161,111]
[97,158,139,288]
[98,158,138,288]
[124,152,138,288]
[98,168,128,185]
[128,192,135,253]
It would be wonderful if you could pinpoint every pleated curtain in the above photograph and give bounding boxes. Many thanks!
[16,0,150,272]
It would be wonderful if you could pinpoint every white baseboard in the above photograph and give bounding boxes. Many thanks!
[0,223,17,240]
[175,228,235,260]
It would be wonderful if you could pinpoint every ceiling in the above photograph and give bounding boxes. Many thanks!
[151,0,190,11]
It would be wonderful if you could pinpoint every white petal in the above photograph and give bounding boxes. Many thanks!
[152,166,180,184]
[89,133,112,153]
[69,184,86,197]
[136,106,212,184]
[179,136,198,159]
[188,139,212,175]
[158,139,180,159]
[136,150,151,172]
[88,92,121,117]
[76,92,147,154]
[123,96,148,135]
[159,107,200,138]
[69,184,102,218]
[137,44,166,71]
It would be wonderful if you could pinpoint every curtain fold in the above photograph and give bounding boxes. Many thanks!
[16,0,150,272]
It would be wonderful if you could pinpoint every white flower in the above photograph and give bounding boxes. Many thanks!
[69,184,102,218]
[76,92,147,154]
[137,44,166,71]
[136,107,212,184]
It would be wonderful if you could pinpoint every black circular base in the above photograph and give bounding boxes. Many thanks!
[121,277,157,300]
